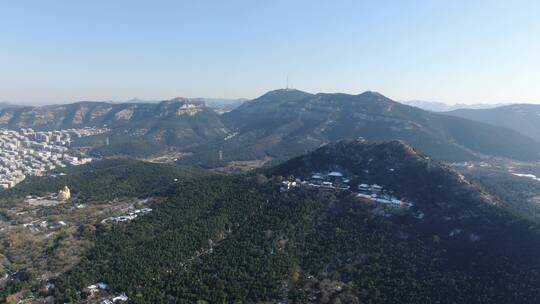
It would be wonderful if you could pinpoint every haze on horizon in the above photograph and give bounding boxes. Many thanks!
[1,0,539,105]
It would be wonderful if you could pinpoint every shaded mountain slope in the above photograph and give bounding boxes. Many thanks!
[212,89,540,164]
[447,104,540,142]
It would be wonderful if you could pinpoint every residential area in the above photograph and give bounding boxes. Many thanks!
[0,127,108,189]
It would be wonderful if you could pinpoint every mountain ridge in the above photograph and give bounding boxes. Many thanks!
[446,103,540,143]
[2,90,540,163]
[403,100,512,112]
[216,89,540,164]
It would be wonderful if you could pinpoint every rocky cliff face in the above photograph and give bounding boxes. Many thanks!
[0,99,212,130]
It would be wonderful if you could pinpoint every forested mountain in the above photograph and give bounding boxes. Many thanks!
[122,97,246,113]
[447,104,540,142]
[0,99,228,157]
[457,163,540,222]
[38,140,540,303]
[2,99,225,130]
[212,89,540,164]
[3,90,540,163]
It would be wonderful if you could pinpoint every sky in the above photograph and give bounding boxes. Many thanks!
[1,0,539,105]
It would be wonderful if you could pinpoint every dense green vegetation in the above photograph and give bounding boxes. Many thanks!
[0,159,209,202]
[463,167,540,222]
[0,159,210,301]
[447,104,540,143]
[90,136,168,158]
[50,176,540,303]
[45,141,540,303]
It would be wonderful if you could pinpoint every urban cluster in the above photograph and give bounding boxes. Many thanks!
[0,127,108,189]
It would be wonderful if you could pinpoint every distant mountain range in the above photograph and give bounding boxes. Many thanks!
[124,97,245,113]
[0,101,24,110]
[402,100,511,112]
[190,98,246,113]
[446,104,540,143]
[2,89,540,163]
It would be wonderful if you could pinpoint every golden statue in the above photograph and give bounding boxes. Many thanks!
[58,186,71,201]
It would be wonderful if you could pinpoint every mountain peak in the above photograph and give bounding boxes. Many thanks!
[255,88,313,102]
[334,138,421,157]
[357,90,391,101]
[268,138,495,208]
[269,139,429,178]
[315,139,427,168]
[167,97,191,103]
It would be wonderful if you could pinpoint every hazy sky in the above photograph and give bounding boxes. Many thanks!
[1,0,539,104]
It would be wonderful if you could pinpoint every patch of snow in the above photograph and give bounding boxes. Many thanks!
[512,173,540,182]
